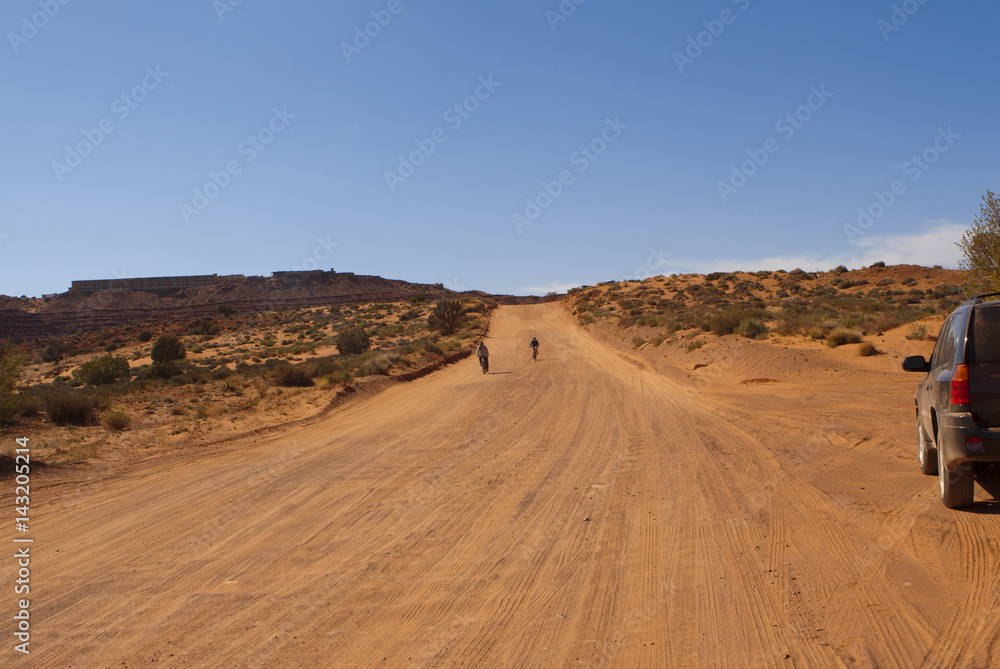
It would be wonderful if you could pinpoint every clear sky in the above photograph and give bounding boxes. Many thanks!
[1,0,997,297]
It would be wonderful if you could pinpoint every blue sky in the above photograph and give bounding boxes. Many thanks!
[1,0,997,297]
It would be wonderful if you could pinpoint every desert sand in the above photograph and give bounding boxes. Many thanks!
[3,302,997,668]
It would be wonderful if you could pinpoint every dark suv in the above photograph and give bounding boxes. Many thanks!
[904,294,1000,508]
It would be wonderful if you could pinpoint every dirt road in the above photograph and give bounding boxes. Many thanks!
[5,303,1000,668]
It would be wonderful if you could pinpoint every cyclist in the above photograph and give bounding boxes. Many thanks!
[529,337,539,361]
[476,341,489,373]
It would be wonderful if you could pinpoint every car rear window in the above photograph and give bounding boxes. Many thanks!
[970,305,1000,364]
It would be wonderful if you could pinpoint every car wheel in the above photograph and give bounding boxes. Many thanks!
[918,423,938,475]
[938,442,974,508]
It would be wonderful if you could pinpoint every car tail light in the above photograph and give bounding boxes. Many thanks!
[967,436,984,453]
[951,364,970,406]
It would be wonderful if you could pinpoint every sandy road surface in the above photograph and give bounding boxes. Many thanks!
[4,303,1000,668]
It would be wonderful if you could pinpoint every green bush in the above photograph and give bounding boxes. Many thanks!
[272,364,314,387]
[0,344,25,426]
[76,355,131,386]
[191,318,221,336]
[137,331,153,343]
[708,309,766,335]
[336,327,371,355]
[103,411,132,431]
[148,361,184,379]
[151,335,186,363]
[734,318,768,339]
[827,329,863,348]
[44,388,97,426]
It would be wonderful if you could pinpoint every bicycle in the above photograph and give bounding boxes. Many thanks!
[479,355,489,374]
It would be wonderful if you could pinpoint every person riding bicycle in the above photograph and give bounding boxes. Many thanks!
[476,341,489,373]
[529,337,539,360]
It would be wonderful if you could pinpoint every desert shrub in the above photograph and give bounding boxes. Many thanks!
[833,265,848,274]
[686,341,704,353]
[76,355,131,386]
[41,338,67,363]
[137,330,153,343]
[148,361,184,379]
[0,344,25,425]
[735,318,768,339]
[871,261,886,268]
[357,353,401,377]
[427,300,466,335]
[44,388,97,426]
[857,343,879,357]
[217,304,235,316]
[405,339,444,355]
[336,327,371,355]
[906,323,929,340]
[191,318,221,336]
[103,411,131,431]
[827,329,862,348]
[151,335,186,363]
[631,336,646,349]
[901,277,917,286]
[272,364,314,387]
[708,309,766,335]
[932,283,963,298]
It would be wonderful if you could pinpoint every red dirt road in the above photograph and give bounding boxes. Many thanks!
[4,303,1000,668]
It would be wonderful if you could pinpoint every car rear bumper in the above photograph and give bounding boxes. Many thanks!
[938,412,1000,471]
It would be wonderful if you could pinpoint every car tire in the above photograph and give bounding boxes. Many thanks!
[938,444,974,508]
[918,423,938,475]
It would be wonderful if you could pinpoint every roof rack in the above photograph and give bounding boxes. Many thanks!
[965,292,1000,305]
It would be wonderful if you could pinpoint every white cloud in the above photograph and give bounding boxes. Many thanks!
[659,219,966,274]
[851,219,965,267]
[523,280,582,295]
